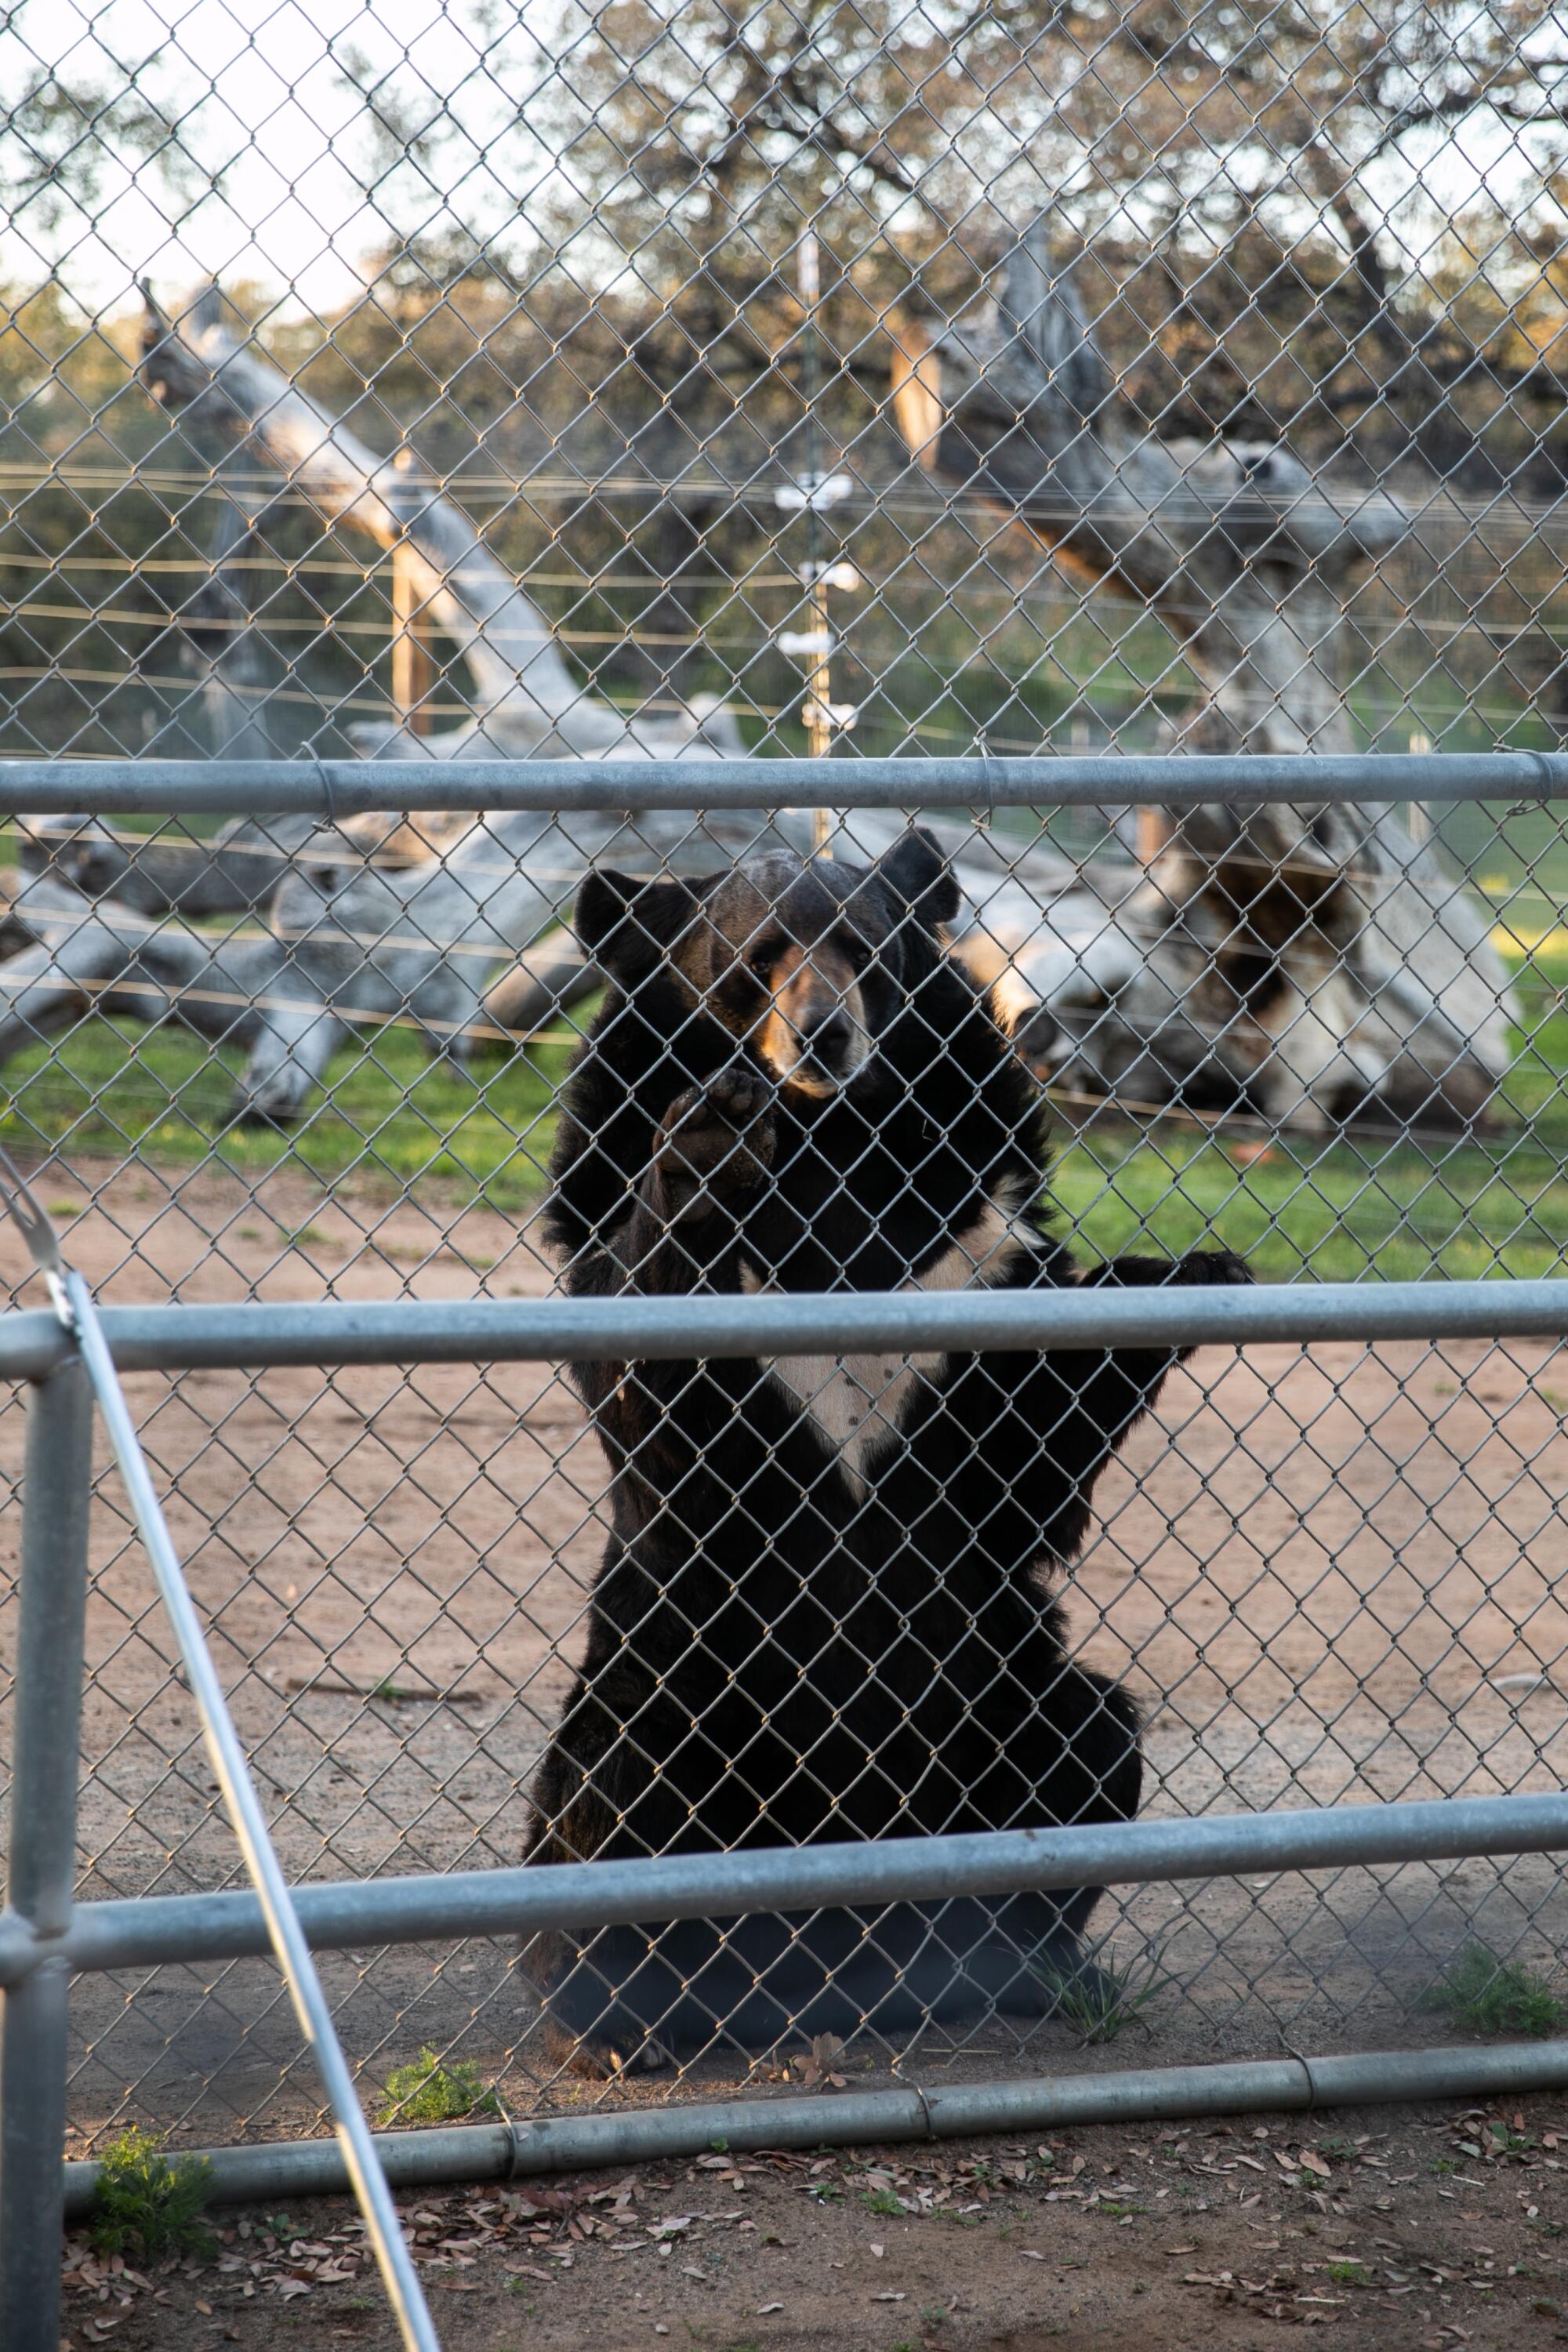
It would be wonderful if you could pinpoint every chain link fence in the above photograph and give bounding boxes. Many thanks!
[2,0,1568,2192]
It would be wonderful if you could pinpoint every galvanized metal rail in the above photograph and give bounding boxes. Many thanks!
[1,746,1567,815]
[0,1276,1564,1385]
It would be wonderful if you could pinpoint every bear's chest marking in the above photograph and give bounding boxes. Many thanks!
[739,1181,1034,1497]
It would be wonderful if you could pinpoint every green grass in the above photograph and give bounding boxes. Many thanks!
[376,2047,502,2126]
[86,2128,216,2263]
[1418,1944,1567,2038]
[0,1014,575,1215]
[4,943,1567,1283]
[1043,1940,1171,2044]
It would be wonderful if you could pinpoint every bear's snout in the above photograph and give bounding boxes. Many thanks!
[797,1001,856,1075]
[758,956,870,1091]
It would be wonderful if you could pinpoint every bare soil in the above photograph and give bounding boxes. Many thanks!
[64,2092,1568,2352]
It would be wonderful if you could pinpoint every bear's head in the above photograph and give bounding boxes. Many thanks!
[575,829,961,1094]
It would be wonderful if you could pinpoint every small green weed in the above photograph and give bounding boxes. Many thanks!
[860,2187,904,2216]
[1327,2260,1370,2287]
[806,2180,842,2203]
[261,2211,297,2241]
[1429,2157,1459,2175]
[1096,2199,1148,2220]
[47,1199,82,1218]
[1419,1944,1566,2038]
[86,2128,215,2263]
[377,2047,501,2125]
[1042,1939,1170,2044]
[277,1221,336,1250]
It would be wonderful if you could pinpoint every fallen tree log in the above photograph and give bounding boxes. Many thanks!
[889,218,1519,1128]
[140,285,741,761]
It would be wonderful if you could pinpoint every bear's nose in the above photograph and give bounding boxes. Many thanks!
[800,1005,854,1065]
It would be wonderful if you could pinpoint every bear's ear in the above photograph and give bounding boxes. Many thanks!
[877,826,960,930]
[575,869,702,979]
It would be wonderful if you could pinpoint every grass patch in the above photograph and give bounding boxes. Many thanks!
[0,1014,575,1216]
[1044,1940,1171,2045]
[377,2048,502,2126]
[1327,2260,1370,2287]
[86,2127,215,2263]
[1418,1944,1567,2038]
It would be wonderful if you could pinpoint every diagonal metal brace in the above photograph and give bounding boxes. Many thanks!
[0,1145,442,2352]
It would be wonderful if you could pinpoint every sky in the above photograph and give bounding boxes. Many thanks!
[4,0,1568,325]
[1,0,559,315]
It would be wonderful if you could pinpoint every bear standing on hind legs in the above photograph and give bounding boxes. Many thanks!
[524,828,1249,2074]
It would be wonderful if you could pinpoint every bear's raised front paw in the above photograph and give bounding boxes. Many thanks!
[1174,1247,1253,1287]
[654,1062,777,1207]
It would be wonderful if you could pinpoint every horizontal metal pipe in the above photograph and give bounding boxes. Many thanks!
[60,2037,1568,2217]
[0,750,1563,818]
[6,1793,1566,1984]
[2,1276,1566,1385]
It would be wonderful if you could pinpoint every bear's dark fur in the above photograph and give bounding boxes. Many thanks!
[524,830,1247,2071]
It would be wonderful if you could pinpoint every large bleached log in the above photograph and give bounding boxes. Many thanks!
[890,219,1518,1128]
[140,286,742,761]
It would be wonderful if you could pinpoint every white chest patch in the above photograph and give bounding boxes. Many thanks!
[739,1181,1035,1497]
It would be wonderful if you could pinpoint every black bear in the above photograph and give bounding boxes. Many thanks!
[524,829,1247,2071]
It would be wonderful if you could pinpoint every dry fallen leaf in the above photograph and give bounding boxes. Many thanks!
[793,2032,848,2090]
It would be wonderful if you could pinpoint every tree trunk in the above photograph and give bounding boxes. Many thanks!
[140,287,742,760]
[890,218,1516,1130]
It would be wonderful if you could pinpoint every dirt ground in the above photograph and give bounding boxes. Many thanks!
[63,2091,1568,2351]
[3,1151,1568,2165]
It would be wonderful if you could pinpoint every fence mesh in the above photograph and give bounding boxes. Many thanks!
[1,0,1568,2151]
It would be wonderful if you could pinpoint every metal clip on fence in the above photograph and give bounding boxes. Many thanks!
[0,1147,442,2352]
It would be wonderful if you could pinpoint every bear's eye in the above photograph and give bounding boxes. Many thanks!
[747,946,774,979]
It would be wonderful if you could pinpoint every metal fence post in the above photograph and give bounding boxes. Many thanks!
[0,1356,93,2350]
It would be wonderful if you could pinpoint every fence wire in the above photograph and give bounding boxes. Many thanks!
[1,0,1568,2162]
